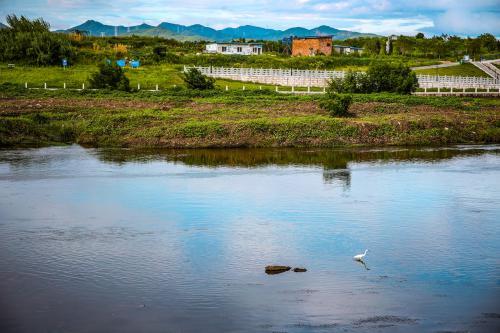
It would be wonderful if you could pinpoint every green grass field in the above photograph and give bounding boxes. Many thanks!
[0,64,284,90]
[413,63,490,77]
[1,62,489,93]
[0,64,184,90]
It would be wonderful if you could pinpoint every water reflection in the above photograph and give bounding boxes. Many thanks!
[94,146,499,191]
[355,260,371,271]
[93,146,499,168]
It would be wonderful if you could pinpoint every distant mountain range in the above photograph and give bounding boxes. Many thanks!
[58,20,378,41]
[0,22,8,29]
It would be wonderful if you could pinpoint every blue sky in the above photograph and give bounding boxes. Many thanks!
[0,0,499,36]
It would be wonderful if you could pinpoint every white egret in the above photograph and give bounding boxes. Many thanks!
[353,249,368,261]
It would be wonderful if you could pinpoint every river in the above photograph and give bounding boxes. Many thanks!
[0,145,499,332]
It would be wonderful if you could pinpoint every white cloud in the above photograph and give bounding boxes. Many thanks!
[342,17,435,35]
[314,2,351,11]
[430,7,500,36]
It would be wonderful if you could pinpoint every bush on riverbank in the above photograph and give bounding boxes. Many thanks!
[320,94,353,117]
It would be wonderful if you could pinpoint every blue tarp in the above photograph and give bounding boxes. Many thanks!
[130,60,140,68]
[116,59,126,67]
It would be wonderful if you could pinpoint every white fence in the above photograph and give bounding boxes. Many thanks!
[417,74,499,89]
[186,66,500,90]
[187,66,345,88]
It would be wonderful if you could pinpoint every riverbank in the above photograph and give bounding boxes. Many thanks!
[1,86,499,148]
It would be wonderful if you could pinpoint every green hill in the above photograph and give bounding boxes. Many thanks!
[122,27,204,41]
[61,20,380,41]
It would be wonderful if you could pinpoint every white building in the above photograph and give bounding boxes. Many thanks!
[205,43,263,55]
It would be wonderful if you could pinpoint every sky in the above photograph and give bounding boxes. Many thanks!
[0,0,499,36]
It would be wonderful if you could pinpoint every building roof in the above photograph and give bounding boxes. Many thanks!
[334,45,364,50]
[207,42,263,46]
[292,35,333,40]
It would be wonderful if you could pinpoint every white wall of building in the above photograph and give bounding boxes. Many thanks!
[205,43,263,55]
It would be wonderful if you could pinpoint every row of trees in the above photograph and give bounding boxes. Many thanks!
[0,15,74,65]
[344,33,499,59]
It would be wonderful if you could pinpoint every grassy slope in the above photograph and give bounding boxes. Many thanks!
[0,87,498,148]
[414,63,490,77]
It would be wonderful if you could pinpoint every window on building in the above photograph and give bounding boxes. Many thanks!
[221,46,227,52]
[326,43,331,47]
[237,47,242,53]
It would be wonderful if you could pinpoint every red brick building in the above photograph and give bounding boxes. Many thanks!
[291,36,333,56]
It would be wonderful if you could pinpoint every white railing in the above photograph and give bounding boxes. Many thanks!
[471,61,499,80]
[186,66,500,89]
[416,74,499,89]
[190,66,346,79]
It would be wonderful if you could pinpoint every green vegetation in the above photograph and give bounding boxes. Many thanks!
[414,63,490,77]
[183,68,215,90]
[0,15,73,65]
[327,62,418,94]
[89,62,130,91]
[0,63,187,90]
[320,94,353,117]
[367,62,418,94]
[1,86,498,148]
[2,16,499,72]
[0,16,498,149]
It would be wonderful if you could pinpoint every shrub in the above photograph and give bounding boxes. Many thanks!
[89,62,130,91]
[326,62,418,94]
[327,71,372,94]
[183,68,215,90]
[320,94,353,117]
[367,61,418,94]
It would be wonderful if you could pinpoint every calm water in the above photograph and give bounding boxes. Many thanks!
[0,145,499,333]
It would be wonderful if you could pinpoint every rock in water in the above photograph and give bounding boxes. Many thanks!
[293,268,307,272]
[265,265,291,275]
